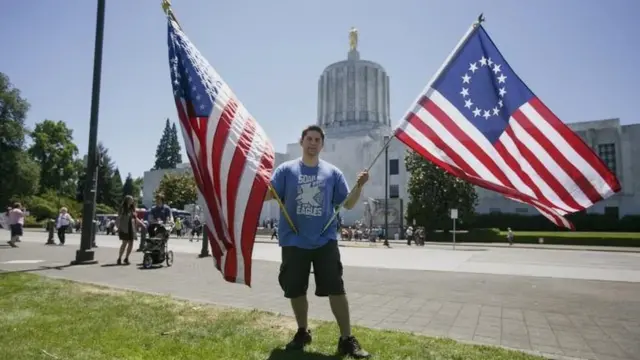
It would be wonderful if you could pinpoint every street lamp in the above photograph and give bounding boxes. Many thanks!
[72,0,105,265]
[383,135,389,246]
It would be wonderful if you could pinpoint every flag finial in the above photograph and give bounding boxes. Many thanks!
[475,13,485,26]
[162,0,172,15]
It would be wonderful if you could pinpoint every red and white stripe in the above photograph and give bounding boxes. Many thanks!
[171,28,274,287]
[395,88,620,229]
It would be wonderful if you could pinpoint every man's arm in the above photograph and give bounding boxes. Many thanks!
[343,185,363,210]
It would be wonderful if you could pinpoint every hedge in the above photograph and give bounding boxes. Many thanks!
[463,213,640,232]
[428,228,640,247]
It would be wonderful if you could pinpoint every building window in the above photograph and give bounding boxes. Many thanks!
[389,159,399,175]
[389,184,399,198]
[598,143,616,174]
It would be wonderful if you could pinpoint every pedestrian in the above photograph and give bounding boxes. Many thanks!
[265,125,370,358]
[507,227,514,246]
[116,195,145,265]
[55,207,73,245]
[7,202,24,248]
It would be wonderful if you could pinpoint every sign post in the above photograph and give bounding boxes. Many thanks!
[450,209,458,250]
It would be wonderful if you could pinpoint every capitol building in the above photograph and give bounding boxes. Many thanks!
[143,28,640,231]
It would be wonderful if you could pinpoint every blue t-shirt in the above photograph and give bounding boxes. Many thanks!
[271,159,349,249]
[150,204,172,223]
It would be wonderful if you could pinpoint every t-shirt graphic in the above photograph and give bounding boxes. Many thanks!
[295,175,324,217]
[270,159,350,249]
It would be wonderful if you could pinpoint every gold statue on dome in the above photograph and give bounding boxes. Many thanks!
[349,27,358,51]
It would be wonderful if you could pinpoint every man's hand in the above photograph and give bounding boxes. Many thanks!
[356,170,369,188]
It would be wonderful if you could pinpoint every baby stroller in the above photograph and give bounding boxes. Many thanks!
[142,223,174,269]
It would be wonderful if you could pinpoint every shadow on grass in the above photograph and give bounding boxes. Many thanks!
[266,349,341,360]
[0,264,72,275]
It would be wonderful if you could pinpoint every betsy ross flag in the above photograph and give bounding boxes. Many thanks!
[167,18,274,286]
[395,21,621,228]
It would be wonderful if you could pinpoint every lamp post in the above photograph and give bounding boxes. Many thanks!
[383,135,389,246]
[72,0,105,265]
[197,206,210,258]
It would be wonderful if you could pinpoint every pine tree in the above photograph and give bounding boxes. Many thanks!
[111,168,123,206]
[122,173,135,197]
[169,122,183,166]
[153,118,173,169]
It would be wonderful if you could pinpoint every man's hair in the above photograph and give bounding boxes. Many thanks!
[155,193,164,202]
[300,125,325,142]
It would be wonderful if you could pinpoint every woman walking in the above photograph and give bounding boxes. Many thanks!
[55,207,73,245]
[116,195,145,265]
[7,202,25,248]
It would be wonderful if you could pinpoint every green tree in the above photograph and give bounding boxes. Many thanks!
[0,72,40,205]
[122,173,135,197]
[28,119,79,196]
[153,118,174,169]
[122,173,143,199]
[154,172,197,209]
[169,122,183,166]
[95,143,119,208]
[405,150,477,231]
[3,151,40,204]
[111,168,123,206]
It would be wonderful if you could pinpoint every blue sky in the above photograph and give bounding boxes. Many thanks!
[1,0,637,178]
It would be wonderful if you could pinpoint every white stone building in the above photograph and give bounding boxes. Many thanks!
[259,31,409,232]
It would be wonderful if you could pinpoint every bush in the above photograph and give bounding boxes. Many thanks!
[426,228,640,247]
[23,215,46,228]
[464,213,640,232]
[95,203,116,215]
[25,197,59,221]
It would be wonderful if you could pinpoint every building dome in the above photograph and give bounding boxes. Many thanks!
[317,28,391,137]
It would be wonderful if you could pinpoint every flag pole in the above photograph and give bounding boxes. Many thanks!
[162,0,298,234]
[268,186,298,234]
[321,14,486,233]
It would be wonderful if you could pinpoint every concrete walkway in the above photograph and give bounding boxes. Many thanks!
[1,232,640,360]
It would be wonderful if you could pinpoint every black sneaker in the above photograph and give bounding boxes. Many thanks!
[337,336,370,358]
[124,258,130,265]
[117,258,122,265]
[285,328,312,350]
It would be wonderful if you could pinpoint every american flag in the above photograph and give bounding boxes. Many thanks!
[167,18,275,286]
[395,23,621,229]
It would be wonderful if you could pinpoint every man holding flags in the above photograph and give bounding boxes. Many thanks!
[265,125,371,358]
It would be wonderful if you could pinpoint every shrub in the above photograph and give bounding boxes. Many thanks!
[95,203,116,215]
[23,215,45,228]
[464,213,640,232]
[426,227,640,247]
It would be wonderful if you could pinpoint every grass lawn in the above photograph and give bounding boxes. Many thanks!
[0,273,545,360]
[500,231,640,239]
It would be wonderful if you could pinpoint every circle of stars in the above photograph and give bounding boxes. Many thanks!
[459,56,508,120]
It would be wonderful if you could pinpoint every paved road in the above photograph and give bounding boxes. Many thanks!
[1,231,640,360]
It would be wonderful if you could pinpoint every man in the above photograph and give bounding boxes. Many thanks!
[150,194,173,224]
[265,125,370,358]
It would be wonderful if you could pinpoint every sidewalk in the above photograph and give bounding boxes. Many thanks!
[254,235,640,253]
[1,242,639,360]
